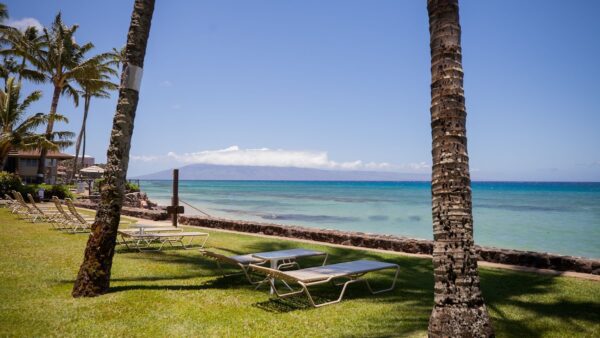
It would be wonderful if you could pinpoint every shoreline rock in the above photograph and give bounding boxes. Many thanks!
[179,214,600,275]
[72,200,168,221]
[70,198,599,275]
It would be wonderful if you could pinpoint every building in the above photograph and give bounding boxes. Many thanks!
[80,155,95,167]
[4,150,74,184]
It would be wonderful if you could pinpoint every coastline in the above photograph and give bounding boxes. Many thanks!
[72,199,600,276]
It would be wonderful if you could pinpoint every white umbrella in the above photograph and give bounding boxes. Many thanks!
[80,166,105,174]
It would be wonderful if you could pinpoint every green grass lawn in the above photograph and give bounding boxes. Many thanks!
[0,208,598,337]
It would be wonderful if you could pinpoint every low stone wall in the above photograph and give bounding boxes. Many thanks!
[72,200,169,221]
[179,215,600,275]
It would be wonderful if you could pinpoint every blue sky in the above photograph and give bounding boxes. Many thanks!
[5,0,600,181]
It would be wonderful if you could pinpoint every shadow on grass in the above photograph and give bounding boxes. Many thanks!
[85,237,598,336]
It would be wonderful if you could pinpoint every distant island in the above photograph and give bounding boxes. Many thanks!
[133,163,429,181]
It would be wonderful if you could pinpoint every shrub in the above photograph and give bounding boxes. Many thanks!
[39,184,73,200]
[93,178,105,193]
[0,171,22,197]
[126,182,140,193]
[19,184,38,200]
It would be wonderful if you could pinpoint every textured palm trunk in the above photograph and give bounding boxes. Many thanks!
[80,128,86,167]
[71,95,91,181]
[36,84,61,183]
[427,0,494,336]
[72,0,155,297]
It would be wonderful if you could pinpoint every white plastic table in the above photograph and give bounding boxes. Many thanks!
[252,248,328,294]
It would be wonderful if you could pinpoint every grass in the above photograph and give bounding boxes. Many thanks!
[0,208,598,337]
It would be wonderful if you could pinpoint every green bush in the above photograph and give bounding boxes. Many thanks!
[0,171,22,198]
[39,184,73,200]
[126,182,140,193]
[19,184,38,200]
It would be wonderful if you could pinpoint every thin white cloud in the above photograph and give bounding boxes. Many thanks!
[161,80,173,87]
[171,104,181,110]
[7,17,43,31]
[131,155,159,162]
[165,146,429,172]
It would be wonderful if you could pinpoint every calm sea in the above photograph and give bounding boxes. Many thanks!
[139,180,600,259]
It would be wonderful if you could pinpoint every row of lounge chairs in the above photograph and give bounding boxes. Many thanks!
[117,225,209,252]
[1,192,209,251]
[201,249,399,307]
[2,193,398,307]
[3,191,95,232]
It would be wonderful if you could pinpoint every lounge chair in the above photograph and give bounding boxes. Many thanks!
[249,259,399,307]
[3,194,20,213]
[116,225,182,245]
[64,198,95,232]
[11,191,41,222]
[27,193,62,225]
[50,196,79,230]
[118,230,209,251]
[201,250,268,285]
[0,195,11,208]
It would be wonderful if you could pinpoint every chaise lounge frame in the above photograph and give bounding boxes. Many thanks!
[201,250,270,285]
[249,259,399,307]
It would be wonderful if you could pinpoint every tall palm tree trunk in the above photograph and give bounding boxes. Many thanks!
[72,0,155,297]
[427,0,494,336]
[71,95,91,181]
[36,84,61,183]
[80,127,86,167]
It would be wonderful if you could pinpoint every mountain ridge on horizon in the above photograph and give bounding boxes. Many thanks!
[133,163,428,181]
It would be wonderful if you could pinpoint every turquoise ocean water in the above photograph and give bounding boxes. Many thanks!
[140,180,600,259]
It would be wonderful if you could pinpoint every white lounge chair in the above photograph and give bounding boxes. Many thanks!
[118,230,209,252]
[27,193,62,226]
[50,196,79,230]
[11,191,41,222]
[64,198,95,232]
[201,250,269,285]
[249,259,399,307]
[3,194,20,213]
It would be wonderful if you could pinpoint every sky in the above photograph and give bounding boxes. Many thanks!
[4,0,600,181]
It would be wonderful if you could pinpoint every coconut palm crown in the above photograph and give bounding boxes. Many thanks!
[0,77,72,170]
[71,58,118,179]
[18,13,112,182]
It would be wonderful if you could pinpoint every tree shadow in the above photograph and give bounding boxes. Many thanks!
[479,269,600,337]
[98,237,598,336]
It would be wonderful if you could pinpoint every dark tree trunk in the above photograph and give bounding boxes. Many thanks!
[36,84,62,183]
[72,0,155,298]
[80,127,86,168]
[426,0,494,336]
[71,95,91,181]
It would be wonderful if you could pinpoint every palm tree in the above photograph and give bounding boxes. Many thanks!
[70,59,118,180]
[0,26,44,84]
[0,77,72,170]
[72,0,155,297]
[426,0,494,336]
[23,13,111,183]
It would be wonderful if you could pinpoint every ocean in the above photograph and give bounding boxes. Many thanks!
[139,180,600,259]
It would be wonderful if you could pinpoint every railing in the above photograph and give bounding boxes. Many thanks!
[180,198,212,218]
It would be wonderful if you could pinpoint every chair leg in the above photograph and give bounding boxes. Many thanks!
[269,278,304,298]
[364,265,400,294]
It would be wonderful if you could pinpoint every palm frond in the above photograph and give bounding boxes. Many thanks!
[61,83,79,106]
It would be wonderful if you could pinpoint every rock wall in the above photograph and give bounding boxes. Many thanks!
[179,215,600,275]
[72,200,169,221]
[123,192,158,209]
